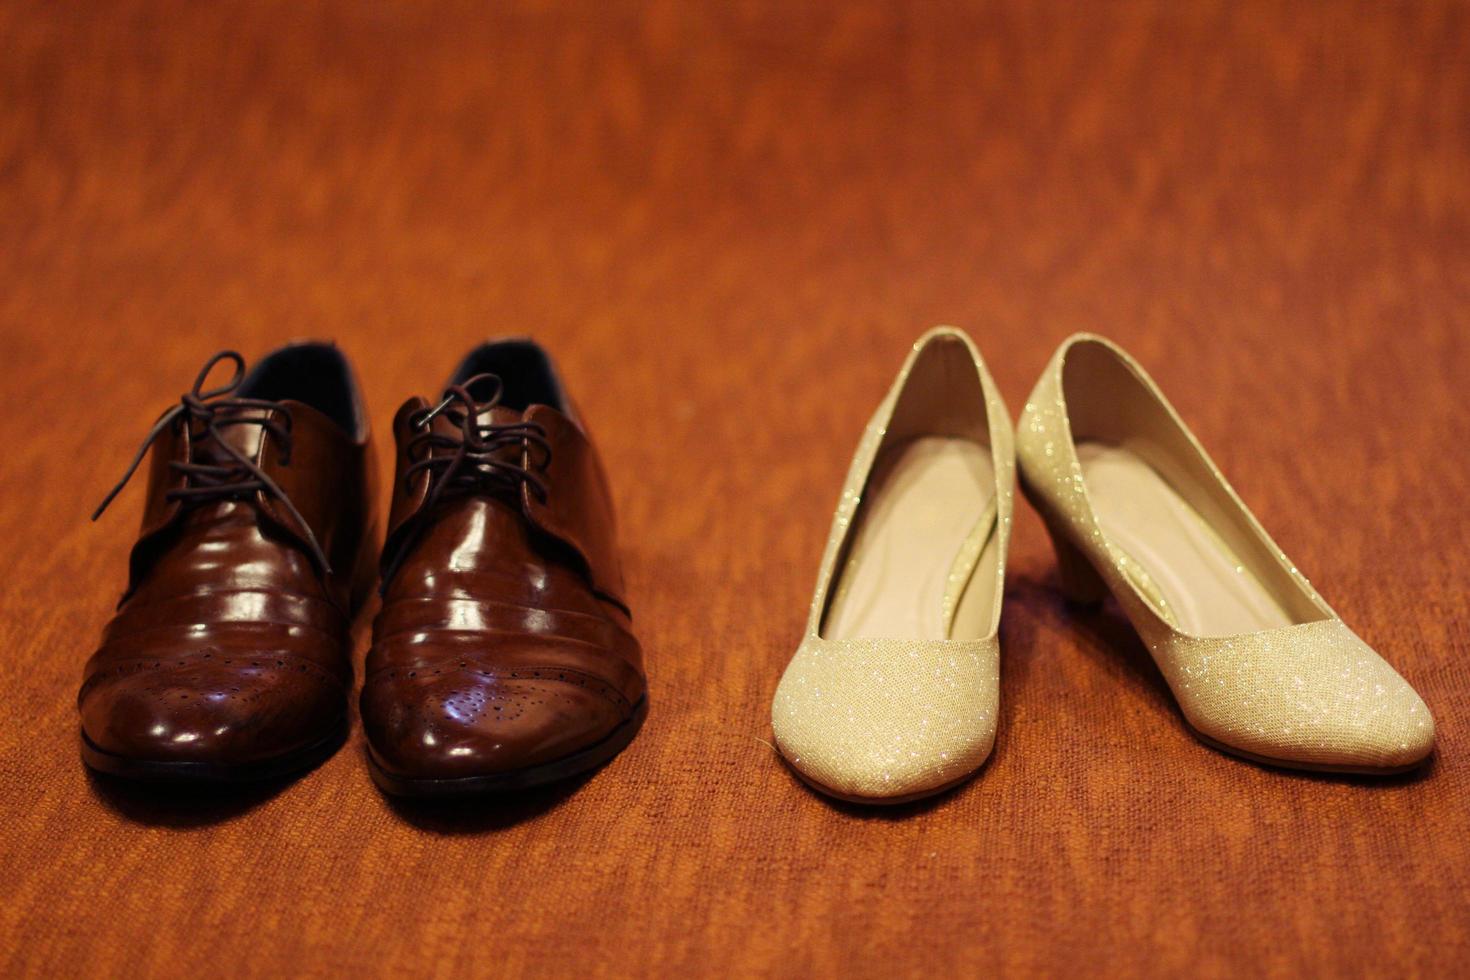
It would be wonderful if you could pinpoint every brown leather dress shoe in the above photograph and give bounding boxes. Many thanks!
[362,340,646,796]
[80,344,378,782]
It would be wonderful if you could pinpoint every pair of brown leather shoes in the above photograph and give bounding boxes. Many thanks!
[78,341,646,797]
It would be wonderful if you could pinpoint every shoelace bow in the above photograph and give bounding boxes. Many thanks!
[92,350,332,573]
[379,373,552,588]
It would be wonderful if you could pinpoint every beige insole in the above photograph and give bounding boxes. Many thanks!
[824,437,998,641]
[1077,442,1292,636]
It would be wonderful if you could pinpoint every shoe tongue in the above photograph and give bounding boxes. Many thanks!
[424,403,528,468]
[477,404,524,429]
[193,404,277,463]
[169,404,281,534]
[426,403,522,437]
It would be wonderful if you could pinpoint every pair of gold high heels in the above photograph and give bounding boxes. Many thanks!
[771,329,1435,804]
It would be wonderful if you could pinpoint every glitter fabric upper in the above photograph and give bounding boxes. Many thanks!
[771,328,1014,801]
[1015,334,1434,772]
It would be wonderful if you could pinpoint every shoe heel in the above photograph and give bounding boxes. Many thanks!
[1041,516,1108,605]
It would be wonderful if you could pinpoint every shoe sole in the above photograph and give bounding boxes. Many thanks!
[781,755,980,806]
[1187,727,1430,777]
[79,717,348,784]
[366,696,649,798]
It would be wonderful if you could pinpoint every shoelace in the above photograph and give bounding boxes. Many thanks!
[92,350,332,573]
[379,373,552,589]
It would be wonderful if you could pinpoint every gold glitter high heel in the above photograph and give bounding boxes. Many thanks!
[1017,334,1435,774]
[770,327,1014,804]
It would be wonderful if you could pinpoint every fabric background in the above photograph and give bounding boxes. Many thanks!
[2,2,1467,976]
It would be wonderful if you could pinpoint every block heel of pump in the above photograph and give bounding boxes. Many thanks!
[1043,518,1108,605]
[1021,474,1108,605]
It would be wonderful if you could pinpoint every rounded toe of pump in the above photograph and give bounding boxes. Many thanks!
[770,637,998,802]
[1165,622,1436,774]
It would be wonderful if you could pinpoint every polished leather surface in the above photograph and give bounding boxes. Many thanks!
[79,353,378,770]
[363,373,644,781]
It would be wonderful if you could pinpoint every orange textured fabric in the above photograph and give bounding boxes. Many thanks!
[1,1,1468,975]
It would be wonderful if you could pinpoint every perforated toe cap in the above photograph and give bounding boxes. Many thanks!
[79,646,345,765]
[362,663,633,780]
